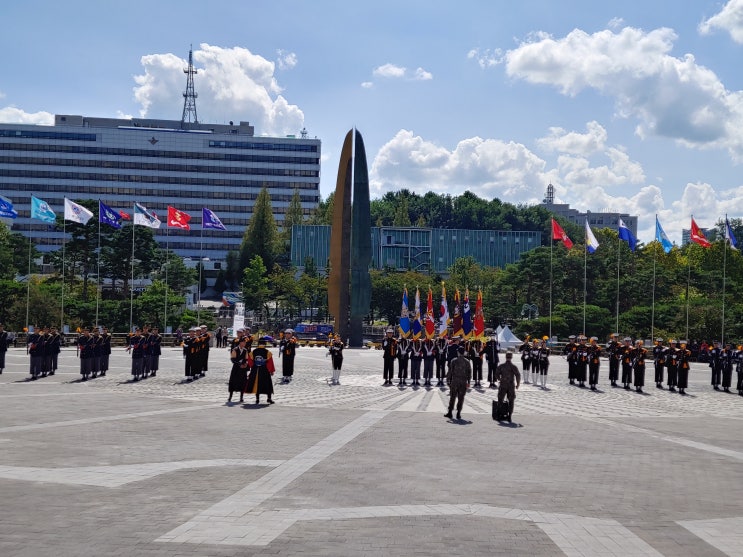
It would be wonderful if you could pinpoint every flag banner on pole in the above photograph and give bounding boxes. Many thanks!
[551,218,574,249]
[725,217,738,250]
[167,206,192,230]
[119,210,131,220]
[655,216,673,253]
[64,198,94,225]
[99,200,122,229]
[690,217,711,248]
[439,282,450,337]
[462,288,472,337]
[31,195,56,223]
[452,289,463,337]
[585,220,600,253]
[398,288,411,338]
[473,288,485,339]
[425,287,436,339]
[133,203,161,229]
[0,195,18,218]
[618,218,637,252]
[412,288,422,339]
[202,207,227,231]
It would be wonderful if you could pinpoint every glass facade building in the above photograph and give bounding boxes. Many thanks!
[0,115,321,263]
[291,225,541,273]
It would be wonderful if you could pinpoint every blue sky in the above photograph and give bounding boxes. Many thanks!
[3,0,743,244]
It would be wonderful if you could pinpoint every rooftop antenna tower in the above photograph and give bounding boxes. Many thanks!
[181,46,198,127]
[543,183,555,204]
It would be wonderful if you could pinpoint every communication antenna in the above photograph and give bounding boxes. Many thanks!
[181,46,198,126]
[543,183,555,204]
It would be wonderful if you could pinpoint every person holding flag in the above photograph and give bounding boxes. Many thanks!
[436,283,450,386]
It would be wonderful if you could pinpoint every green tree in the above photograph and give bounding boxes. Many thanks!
[282,188,304,249]
[242,256,270,323]
[155,253,197,295]
[239,186,278,273]
[100,225,161,298]
[308,192,334,225]
[0,221,17,279]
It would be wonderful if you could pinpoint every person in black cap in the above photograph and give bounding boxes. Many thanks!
[652,338,665,389]
[575,336,589,388]
[665,339,679,391]
[564,335,578,385]
[0,323,8,374]
[620,337,634,390]
[677,340,691,395]
[444,344,471,420]
[587,337,601,390]
[632,340,648,393]
[482,331,500,388]
[709,340,723,390]
[246,336,275,404]
[722,342,735,393]
[381,328,397,385]
[606,333,621,386]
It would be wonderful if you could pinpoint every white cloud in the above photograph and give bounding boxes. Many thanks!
[361,81,374,89]
[556,147,645,187]
[0,106,54,125]
[414,67,433,81]
[699,0,743,43]
[503,26,743,161]
[132,43,304,136]
[608,17,625,29]
[276,49,298,70]
[467,47,504,68]
[373,63,406,78]
[537,120,608,155]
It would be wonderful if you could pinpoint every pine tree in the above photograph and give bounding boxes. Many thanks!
[239,186,278,274]
[282,188,304,250]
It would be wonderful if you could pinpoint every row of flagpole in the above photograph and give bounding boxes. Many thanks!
[0,195,227,331]
[397,284,485,340]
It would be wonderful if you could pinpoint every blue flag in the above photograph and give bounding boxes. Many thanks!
[31,195,56,223]
[618,218,637,252]
[585,220,599,254]
[99,200,122,229]
[725,217,738,250]
[655,216,672,253]
[202,207,226,231]
[398,288,410,338]
[0,195,18,219]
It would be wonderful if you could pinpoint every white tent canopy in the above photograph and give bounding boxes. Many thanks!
[497,325,522,350]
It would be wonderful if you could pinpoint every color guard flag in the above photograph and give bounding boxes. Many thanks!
[618,218,637,252]
[31,196,56,223]
[585,220,600,253]
[0,195,18,219]
[473,289,485,340]
[655,216,673,253]
[725,217,738,250]
[167,206,191,230]
[439,282,450,337]
[99,200,122,229]
[398,288,411,338]
[202,207,227,231]
[119,210,131,220]
[551,218,573,249]
[133,203,161,229]
[64,198,94,225]
[425,287,436,339]
[690,217,711,248]
[452,289,463,337]
[462,288,472,338]
[412,288,422,340]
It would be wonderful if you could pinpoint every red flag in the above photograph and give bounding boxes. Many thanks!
[690,217,711,248]
[474,289,485,339]
[168,206,192,230]
[425,287,436,339]
[119,210,131,220]
[552,218,573,249]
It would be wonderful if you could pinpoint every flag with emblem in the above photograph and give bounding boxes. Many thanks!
[64,198,94,225]
[167,206,191,230]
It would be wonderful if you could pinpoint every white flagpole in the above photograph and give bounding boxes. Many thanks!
[651,242,657,342]
[129,204,136,333]
[583,238,587,335]
[197,225,204,323]
[61,217,66,331]
[25,213,32,330]
[95,204,101,328]
[549,238,553,341]
[164,226,169,332]
[616,236,620,335]
[722,215,728,345]
[685,257,691,342]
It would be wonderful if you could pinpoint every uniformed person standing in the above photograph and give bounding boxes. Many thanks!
[409,338,423,386]
[77,328,94,381]
[100,326,111,376]
[607,333,621,387]
[148,327,162,377]
[90,328,102,378]
[183,327,200,381]
[27,327,43,380]
[228,336,249,403]
[47,326,62,376]
[126,327,146,381]
[709,340,723,390]
[677,340,692,395]
[536,338,550,388]
[444,345,471,421]
[246,337,276,405]
[397,336,411,386]
[722,342,735,393]
[620,337,634,390]
[328,334,344,385]
[632,340,648,393]
[665,339,679,391]
[0,323,7,374]
[494,351,521,423]
[469,339,483,388]
[423,338,436,386]
[735,344,743,397]
[652,338,665,389]
[381,328,398,385]
[482,333,500,388]
[198,325,211,377]
[587,337,601,390]
[444,336,462,385]
[279,329,298,383]
[564,335,578,385]
[435,334,448,386]
[575,336,589,388]
[519,337,532,384]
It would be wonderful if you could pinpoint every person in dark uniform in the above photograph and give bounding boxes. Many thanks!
[469,339,483,388]
[246,337,275,404]
[230,328,244,351]
[575,335,589,388]
[519,336,532,384]
[606,333,620,386]
[652,338,665,389]
[587,337,601,390]
[632,340,648,393]
[677,340,692,395]
[529,338,540,382]
[198,325,211,377]
[735,344,743,397]
[709,340,723,390]
[279,329,298,383]
[183,327,200,381]
[482,333,500,388]
[409,338,424,386]
[126,327,146,381]
[100,326,111,376]
[382,328,398,385]
[435,334,448,386]
[722,342,735,393]
[444,345,471,421]
[328,334,344,384]
[0,323,7,374]
[537,338,550,389]
[666,339,679,391]
[620,337,634,390]
[78,328,95,381]
[148,327,162,377]
[564,335,578,385]
[444,336,462,385]
[47,326,62,376]
[423,338,437,386]
[27,327,44,380]
[228,336,249,402]
[90,328,103,378]
[494,350,521,423]
[397,336,410,386]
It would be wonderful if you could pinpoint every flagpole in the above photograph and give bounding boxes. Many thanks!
[549,237,553,341]
[722,215,728,345]
[583,238,587,335]
[164,226,169,332]
[61,217,66,331]
[26,213,32,330]
[95,204,101,328]
[197,225,204,323]
[685,255,691,343]
[616,235,620,335]
[129,203,136,333]
[651,241,657,342]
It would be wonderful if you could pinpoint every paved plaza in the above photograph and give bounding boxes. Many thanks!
[1,345,742,556]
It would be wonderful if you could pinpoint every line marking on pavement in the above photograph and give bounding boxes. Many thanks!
[0,459,285,487]
[0,403,220,434]
[677,517,743,557]
[156,410,389,546]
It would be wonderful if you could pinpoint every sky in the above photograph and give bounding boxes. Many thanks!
[2,0,743,244]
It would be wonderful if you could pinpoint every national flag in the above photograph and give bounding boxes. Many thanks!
[0,195,18,219]
[585,219,599,254]
[655,216,673,253]
[31,196,56,223]
[439,283,450,337]
[618,218,637,252]
[398,288,410,338]
[119,210,131,220]
[690,217,711,248]
[412,288,422,339]
[133,203,161,229]
[551,218,573,249]
[64,198,94,225]
[99,200,122,229]
[452,289,463,337]
[725,217,738,250]
[462,288,472,338]
[473,289,485,340]
[167,206,191,230]
[202,207,227,231]
[425,287,436,339]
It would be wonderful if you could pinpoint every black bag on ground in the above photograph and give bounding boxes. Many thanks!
[492,399,510,421]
